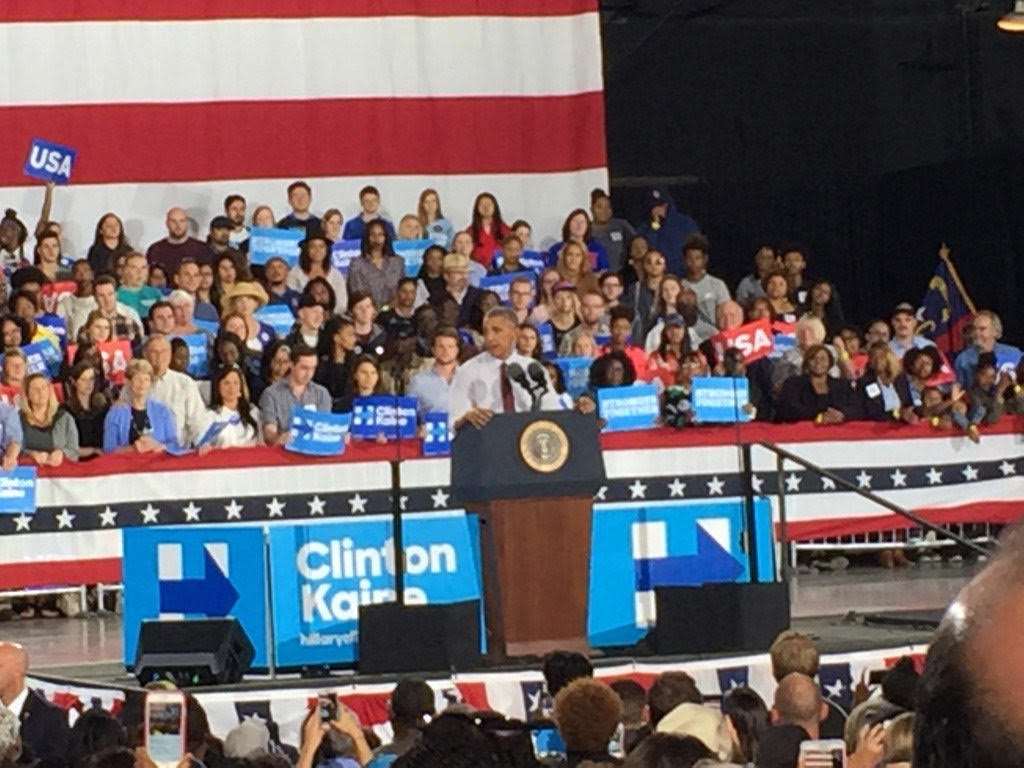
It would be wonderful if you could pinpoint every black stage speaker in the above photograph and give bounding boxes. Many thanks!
[134,618,254,686]
[358,600,482,674]
[653,583,790,655]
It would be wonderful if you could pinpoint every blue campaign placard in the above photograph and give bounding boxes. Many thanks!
[491,249,545,273]
[285,409,351,456]
[254,304,295,337]
[268,512,482,667]
[20,340,63,378]
[597,384,660,432]
[394,239,430,277]
[122,526,269,667]
[248,227,303,267]
[555,356,592,398]
[996,346,1022,375]
[587,499,774,647]
[331,239,362,275]
[479,271,533,303]
[192,318,220,335]
[24,139,77,185]
[422,412,452,456]
[691,377,753,423]
[351,396,417,440]
[0,467,37,514]
[537,322,556,358]
[174,334,209,378]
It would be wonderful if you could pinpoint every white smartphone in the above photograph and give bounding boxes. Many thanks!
[145,690,187,768]
[800,739,846,768]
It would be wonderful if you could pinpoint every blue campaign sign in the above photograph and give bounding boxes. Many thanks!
[555,356,591,398]
[0,467,37,514]
[691,377,753,423]
[996,346,1022,375]
[285,409,351,456]
[537,322,556,358]
[24,138,77,185]
[36,314,67,347]
[21,341,62,377]
[174,334,209,378]
[254,304,295,337]
[122,526,269,667]
[587,499,774,647]
[248,227,303,267]
[192,318,220,335]
[491,249,545,273]
[422,411,452,456]
[268,512,482,667]
[598,384,660,432]
[351,396,417,440]
[331,239,362,275]
[394,239,430,277]
[479,271,533,303]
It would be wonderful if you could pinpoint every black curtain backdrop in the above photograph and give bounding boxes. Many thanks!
[602,0,1024,341]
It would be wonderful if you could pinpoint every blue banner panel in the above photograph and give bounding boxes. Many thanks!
[248,228,302,267]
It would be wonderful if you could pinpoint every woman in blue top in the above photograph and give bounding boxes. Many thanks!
[417,188,454,249]
[545,209,609,271]
[102,358,180,453]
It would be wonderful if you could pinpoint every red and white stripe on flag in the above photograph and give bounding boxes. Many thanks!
[0,1,607,252]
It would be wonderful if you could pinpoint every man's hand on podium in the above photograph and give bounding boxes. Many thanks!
[458,407,495,429]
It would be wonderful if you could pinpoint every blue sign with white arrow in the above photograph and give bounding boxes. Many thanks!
[634,525,745,589]
[122,526,268,667]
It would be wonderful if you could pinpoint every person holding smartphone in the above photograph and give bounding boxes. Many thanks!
[299,695,372,768]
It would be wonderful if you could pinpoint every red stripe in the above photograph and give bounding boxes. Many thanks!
[0,0,596,22]
[0,558,121,589]
[781,500,1023,541]
[0,94,606,187]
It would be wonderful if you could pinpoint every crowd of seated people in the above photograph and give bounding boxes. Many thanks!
[0,181,1018,464]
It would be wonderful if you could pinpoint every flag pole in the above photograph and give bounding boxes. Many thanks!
[938,243,978,315]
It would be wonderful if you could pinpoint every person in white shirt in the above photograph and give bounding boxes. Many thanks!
[143,334,208,447]
[449,307,563,429]
[206,365,261,448]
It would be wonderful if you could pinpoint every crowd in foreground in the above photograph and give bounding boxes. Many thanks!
[0,180,1016,465]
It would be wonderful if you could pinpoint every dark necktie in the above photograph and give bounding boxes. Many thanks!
[499,362,516,413]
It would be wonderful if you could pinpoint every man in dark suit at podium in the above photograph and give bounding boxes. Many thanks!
[450,307,563,429]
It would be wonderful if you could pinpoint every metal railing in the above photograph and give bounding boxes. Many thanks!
[748,441,995,581]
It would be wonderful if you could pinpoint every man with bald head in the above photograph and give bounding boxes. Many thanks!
[146,207,213,276]
[772,672,829,739]
[0,642,69,763]
[915,525,1024,767]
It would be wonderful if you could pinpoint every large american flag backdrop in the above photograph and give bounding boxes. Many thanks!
[0,1,607,251]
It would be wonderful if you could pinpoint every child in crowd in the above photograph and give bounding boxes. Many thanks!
[949,352,1011,443]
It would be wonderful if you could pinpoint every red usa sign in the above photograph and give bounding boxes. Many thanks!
[710,318,774,362]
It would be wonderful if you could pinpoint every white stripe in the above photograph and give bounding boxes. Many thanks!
[0,15,603,107]
[606,445,744,478]
[37,460,392,507]
[0,169,608,270]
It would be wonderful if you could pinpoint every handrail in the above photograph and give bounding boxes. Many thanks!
[757,441,993,559]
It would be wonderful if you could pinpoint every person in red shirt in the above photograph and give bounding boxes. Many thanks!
[602,305,649,381]
[466,192,510,267]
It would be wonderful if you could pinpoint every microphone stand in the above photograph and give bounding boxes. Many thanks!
[391,348,410,605]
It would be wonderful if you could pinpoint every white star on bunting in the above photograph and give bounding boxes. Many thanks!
[628,479,647,499]
[785,473,801,492]
[225,500,244,520]
[999,460,1016,476]
[99,507,118,527]
[751,474,764,494]
[266,498,286,518]
[13,513,31,532]
[139,504,160,524]
[182,502,202,522]
[667,478,686,497]
[962,465,979,481]
[856,470,873,489]
[890,469,908,488]
[707,476,725,496]
[430,488,450,509]
[820,476,836,491]
[593,486,608,501]
[926,467,943,485]
[55,509,75,530]
[308,495,326,515]
[348,494,368,514]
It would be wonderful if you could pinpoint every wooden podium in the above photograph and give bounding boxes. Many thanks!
[451,411,606,659]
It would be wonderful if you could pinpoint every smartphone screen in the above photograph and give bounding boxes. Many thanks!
[147,699,184,766]
[800,739,846,768]
[530,726,566,759]
[318,694,337,723]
